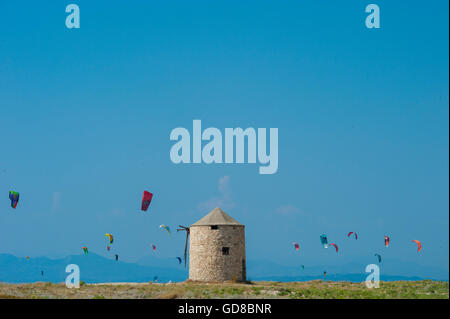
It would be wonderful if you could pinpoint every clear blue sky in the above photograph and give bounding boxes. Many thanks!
[0,1,448,274]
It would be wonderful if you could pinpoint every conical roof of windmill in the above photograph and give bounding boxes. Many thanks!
[191,207,243,226]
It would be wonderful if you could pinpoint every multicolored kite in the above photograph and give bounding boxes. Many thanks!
[9,191,19,209]
[105,233,114,244]
[159,224,170,235]
[384,235,390,247]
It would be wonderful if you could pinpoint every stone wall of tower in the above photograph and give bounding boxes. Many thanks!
[189,225,246,282]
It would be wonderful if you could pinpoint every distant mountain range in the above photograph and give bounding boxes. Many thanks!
[245,259,449,282]
[0,253,447,283]
[0,253,187,284]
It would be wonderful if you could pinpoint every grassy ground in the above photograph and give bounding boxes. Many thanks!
[0,280,448,299]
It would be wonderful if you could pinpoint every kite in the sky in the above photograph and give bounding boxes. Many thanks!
[151,244,156,251]
[320,234,328,248]
[26,256,30,261]
[293,242,299,251]
[329,243,338,253]
[159,225,170,235]
[300,265,305,270]
[176,257,182,264]
[384,235,390,247]
[412,240,422,252]
[105,233,114,244]
[348,232,358,240]
[374,253,382,263]
[82,247,88,255]
[141,191,153,211]
[9,191,19,209]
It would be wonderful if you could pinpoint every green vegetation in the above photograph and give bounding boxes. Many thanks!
[0,280,447,299]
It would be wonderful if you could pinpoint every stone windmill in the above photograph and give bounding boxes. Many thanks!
[186,207,246,282]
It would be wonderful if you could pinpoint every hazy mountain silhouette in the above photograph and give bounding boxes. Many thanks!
[246,259,448,282]
[0,253,447,283]
[0,253,186,283]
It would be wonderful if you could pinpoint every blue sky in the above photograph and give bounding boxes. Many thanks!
[0,1,448,276]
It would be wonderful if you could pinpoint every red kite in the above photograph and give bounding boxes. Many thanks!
[141,191,153,211]
[412,240,422,252]
[330,243,338,253]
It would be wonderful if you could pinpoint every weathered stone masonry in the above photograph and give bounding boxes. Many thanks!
[188,208,246,282]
